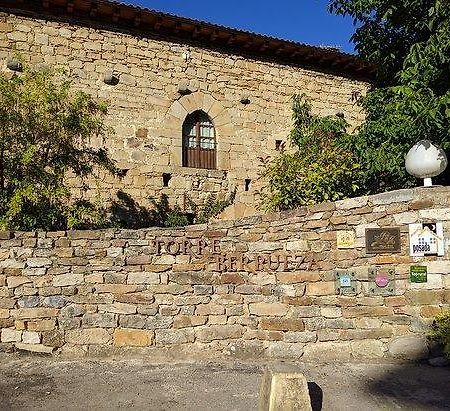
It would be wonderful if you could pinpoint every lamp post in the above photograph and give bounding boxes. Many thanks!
[405,140,448,187]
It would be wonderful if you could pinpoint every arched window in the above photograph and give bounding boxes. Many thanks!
[182,111,216,169]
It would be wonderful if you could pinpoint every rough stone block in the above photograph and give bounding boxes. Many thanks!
[12,308,58,319]
[1,328,22,343]
[196,325,242,342]
[155,329,194,345]
[113,328,153,347]
[259,369,312,411]
[115,292,155,305]
[43,295,67,308]
[100,302,136,315]
[127,271,159,284]
[22,330,41,344]
[260,318,305,332]
[96,284,138,294]
[195,304,226,315]
[126,255,153,265]
[53,273,84,287]
[26,258,52,268]
[7,276,32,288]
[388,335,429,360]
[351,340,385,359]
[59,304,85,318]
[42,330,64,347]
[306,282,335,296]
[14,343,54,354]
[0,308,10,319]
[26,319,56,332]
[320,307,342,318]
[303,341,352,361]
[249,303,288,317]
[65,328,111,345]
[145,315,173,330]
[173,315,207,328]
[17,296,40,308]
[82,313,117,328]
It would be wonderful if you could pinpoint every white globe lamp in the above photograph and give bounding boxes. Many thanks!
[405,140,448,187]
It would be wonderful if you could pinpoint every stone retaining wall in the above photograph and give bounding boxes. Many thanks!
[0,187,449,361]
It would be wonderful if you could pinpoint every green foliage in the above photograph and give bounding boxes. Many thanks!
[328,0,450,87]
[163,207,190,228]
[67,199,114,230]
[428,310,450,359]
[261,95,362,211]
[328,0,450,192]
[148,194,190,228]
[0,64,118,230]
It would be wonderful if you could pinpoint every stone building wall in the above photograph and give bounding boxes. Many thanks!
[0,187,449,361]
[0,10,369,217]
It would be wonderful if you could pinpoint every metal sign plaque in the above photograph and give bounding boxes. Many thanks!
[409,223,444,257]
[335,270,357,295]
[337,231,355,249]
[365,228,401,254]
[368,267,395,295]
[410,265,427,283]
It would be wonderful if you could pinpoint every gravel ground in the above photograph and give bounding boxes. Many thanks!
[0,354,449,410]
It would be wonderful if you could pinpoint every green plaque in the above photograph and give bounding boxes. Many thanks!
[410,265,427,283]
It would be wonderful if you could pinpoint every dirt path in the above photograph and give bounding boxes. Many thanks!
[0,355,449,410]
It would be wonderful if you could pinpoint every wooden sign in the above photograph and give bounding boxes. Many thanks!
[365,228,401,254]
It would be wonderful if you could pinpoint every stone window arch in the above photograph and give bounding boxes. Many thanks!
[182,110,216,169]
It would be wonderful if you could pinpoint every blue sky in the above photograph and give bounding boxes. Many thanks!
[121,0,356,53]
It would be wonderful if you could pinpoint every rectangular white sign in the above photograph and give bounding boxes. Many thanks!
[409,222,444,257]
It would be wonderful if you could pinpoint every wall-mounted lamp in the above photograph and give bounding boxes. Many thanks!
[178,82,191,95]
[103,70,119,85]
[405,140,448,187]
[240,94,250,105]
[6,58,22,72]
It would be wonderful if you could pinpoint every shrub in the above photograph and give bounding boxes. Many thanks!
[0,64,118,230]
[260,95,362,211]
[428,310,450,359]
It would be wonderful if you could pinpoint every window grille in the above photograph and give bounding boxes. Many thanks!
[182,111,216,169]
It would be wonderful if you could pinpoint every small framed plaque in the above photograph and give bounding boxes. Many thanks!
[337,231,355,249]
[410,265,427,283]
[335,270,357,295]
[365,228,401,254]
[368,266,395,295]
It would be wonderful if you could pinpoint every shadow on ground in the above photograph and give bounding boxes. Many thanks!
[364,362,450,410]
